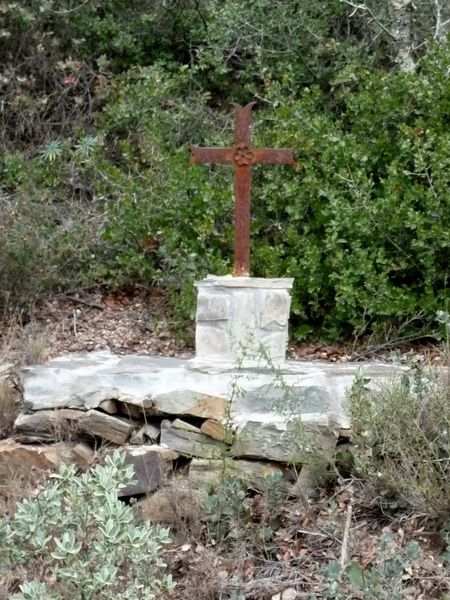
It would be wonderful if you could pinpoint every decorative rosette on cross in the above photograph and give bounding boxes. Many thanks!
[233,143,253,166]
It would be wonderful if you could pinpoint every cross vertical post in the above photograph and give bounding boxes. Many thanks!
[233,102,253,276]
[190,103,295,276]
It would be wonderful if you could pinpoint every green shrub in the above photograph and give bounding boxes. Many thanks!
[252,52,450,339]
[203,476,251,544]
[0,193,104,312]
[202,469,290,553]
[0,451,174,600]
[349,364,450,519]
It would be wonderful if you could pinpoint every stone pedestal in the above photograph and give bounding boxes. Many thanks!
[193,275,294,365]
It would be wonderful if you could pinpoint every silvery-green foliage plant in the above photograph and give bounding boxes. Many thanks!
[0,451,174,599]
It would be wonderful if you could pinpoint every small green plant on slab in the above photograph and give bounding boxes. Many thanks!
[0,451,174,600]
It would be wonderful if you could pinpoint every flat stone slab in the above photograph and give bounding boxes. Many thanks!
[195,275,294,289]
[21,350,414,433]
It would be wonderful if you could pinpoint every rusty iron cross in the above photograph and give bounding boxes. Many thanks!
[190,102,296,277]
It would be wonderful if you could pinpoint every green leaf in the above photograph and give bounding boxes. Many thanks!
[346,561,365,590]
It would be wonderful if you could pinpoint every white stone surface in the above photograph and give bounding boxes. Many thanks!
[194,275,294,365]
[22,350,413,431]
[197,275,294,289]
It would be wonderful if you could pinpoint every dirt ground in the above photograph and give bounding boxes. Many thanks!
[0,287,444,367]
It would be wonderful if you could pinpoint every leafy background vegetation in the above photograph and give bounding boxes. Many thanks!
[0,0,449,341]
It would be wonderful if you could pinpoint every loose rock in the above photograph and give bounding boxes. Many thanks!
[232,419,338,463]
[136,476,205,524]
[129,423,160,444]
[99,399,118,414]
[0,440,89,481]
[100,444,178,496]
[72,442,95,468]
[160,419,223,459]
[189,458,290,490]
[78,410,134,444]
[200,419,229,442]
[13,409,84,443]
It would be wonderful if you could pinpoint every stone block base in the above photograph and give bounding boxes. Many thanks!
[194,275,294,365]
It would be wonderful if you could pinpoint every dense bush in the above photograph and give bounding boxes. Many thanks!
[255,52,450,338]
[0,452,174,600]
[0,194,103,311]
[79,49,450,339]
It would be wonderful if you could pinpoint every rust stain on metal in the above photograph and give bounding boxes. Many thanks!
[190,102,296,277]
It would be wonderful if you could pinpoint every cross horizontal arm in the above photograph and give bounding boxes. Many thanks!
[251,148,296,165]
[189,146,234,165]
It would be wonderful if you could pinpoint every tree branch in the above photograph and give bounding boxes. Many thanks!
[433,0,450,41]
[339,0,397,39]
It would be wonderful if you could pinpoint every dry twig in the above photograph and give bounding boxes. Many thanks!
[340,484,354,568]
